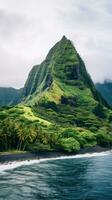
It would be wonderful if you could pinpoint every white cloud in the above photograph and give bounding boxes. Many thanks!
[0,0,112,88]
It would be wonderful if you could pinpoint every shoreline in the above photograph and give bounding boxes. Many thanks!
[0,146,111,163]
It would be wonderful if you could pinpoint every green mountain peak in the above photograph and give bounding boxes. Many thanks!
[22,36,108,107]
[0,36,112,153]
[61,35,67,40]
[60,35,70,42]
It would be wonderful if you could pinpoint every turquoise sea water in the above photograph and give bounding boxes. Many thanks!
[0,151,112,200]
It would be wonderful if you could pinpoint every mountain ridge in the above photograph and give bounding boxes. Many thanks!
[22,36,109,108]
[0,36,112,153]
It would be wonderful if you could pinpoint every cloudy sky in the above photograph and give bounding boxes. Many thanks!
[0,0,112,88]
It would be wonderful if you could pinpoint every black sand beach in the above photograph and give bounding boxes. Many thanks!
[0,145,111,163]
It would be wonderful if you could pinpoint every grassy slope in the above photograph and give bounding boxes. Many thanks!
[0,105,51,126]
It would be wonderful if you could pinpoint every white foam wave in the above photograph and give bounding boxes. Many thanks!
[0,150,111,173]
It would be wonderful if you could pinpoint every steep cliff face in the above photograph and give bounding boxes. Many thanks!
[22,36,108,108]
[0,36,108,108]
[0,87,22,106]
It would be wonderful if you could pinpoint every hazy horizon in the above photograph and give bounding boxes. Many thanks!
[0,0,112,88]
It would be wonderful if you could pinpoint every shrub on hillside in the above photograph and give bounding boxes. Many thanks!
[96,127,112,147]
[59,137,80,152]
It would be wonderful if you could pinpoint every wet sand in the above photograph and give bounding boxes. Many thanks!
[0,145,111,163]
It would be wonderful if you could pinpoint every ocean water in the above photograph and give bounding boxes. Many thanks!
[0,151,112,200]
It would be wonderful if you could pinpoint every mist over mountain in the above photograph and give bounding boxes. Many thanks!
[0,87,22,106]
[96,80,112,106]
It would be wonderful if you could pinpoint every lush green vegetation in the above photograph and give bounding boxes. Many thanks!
[59,138,80,152]
[0,36,112,153]
[0,105,112,153]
